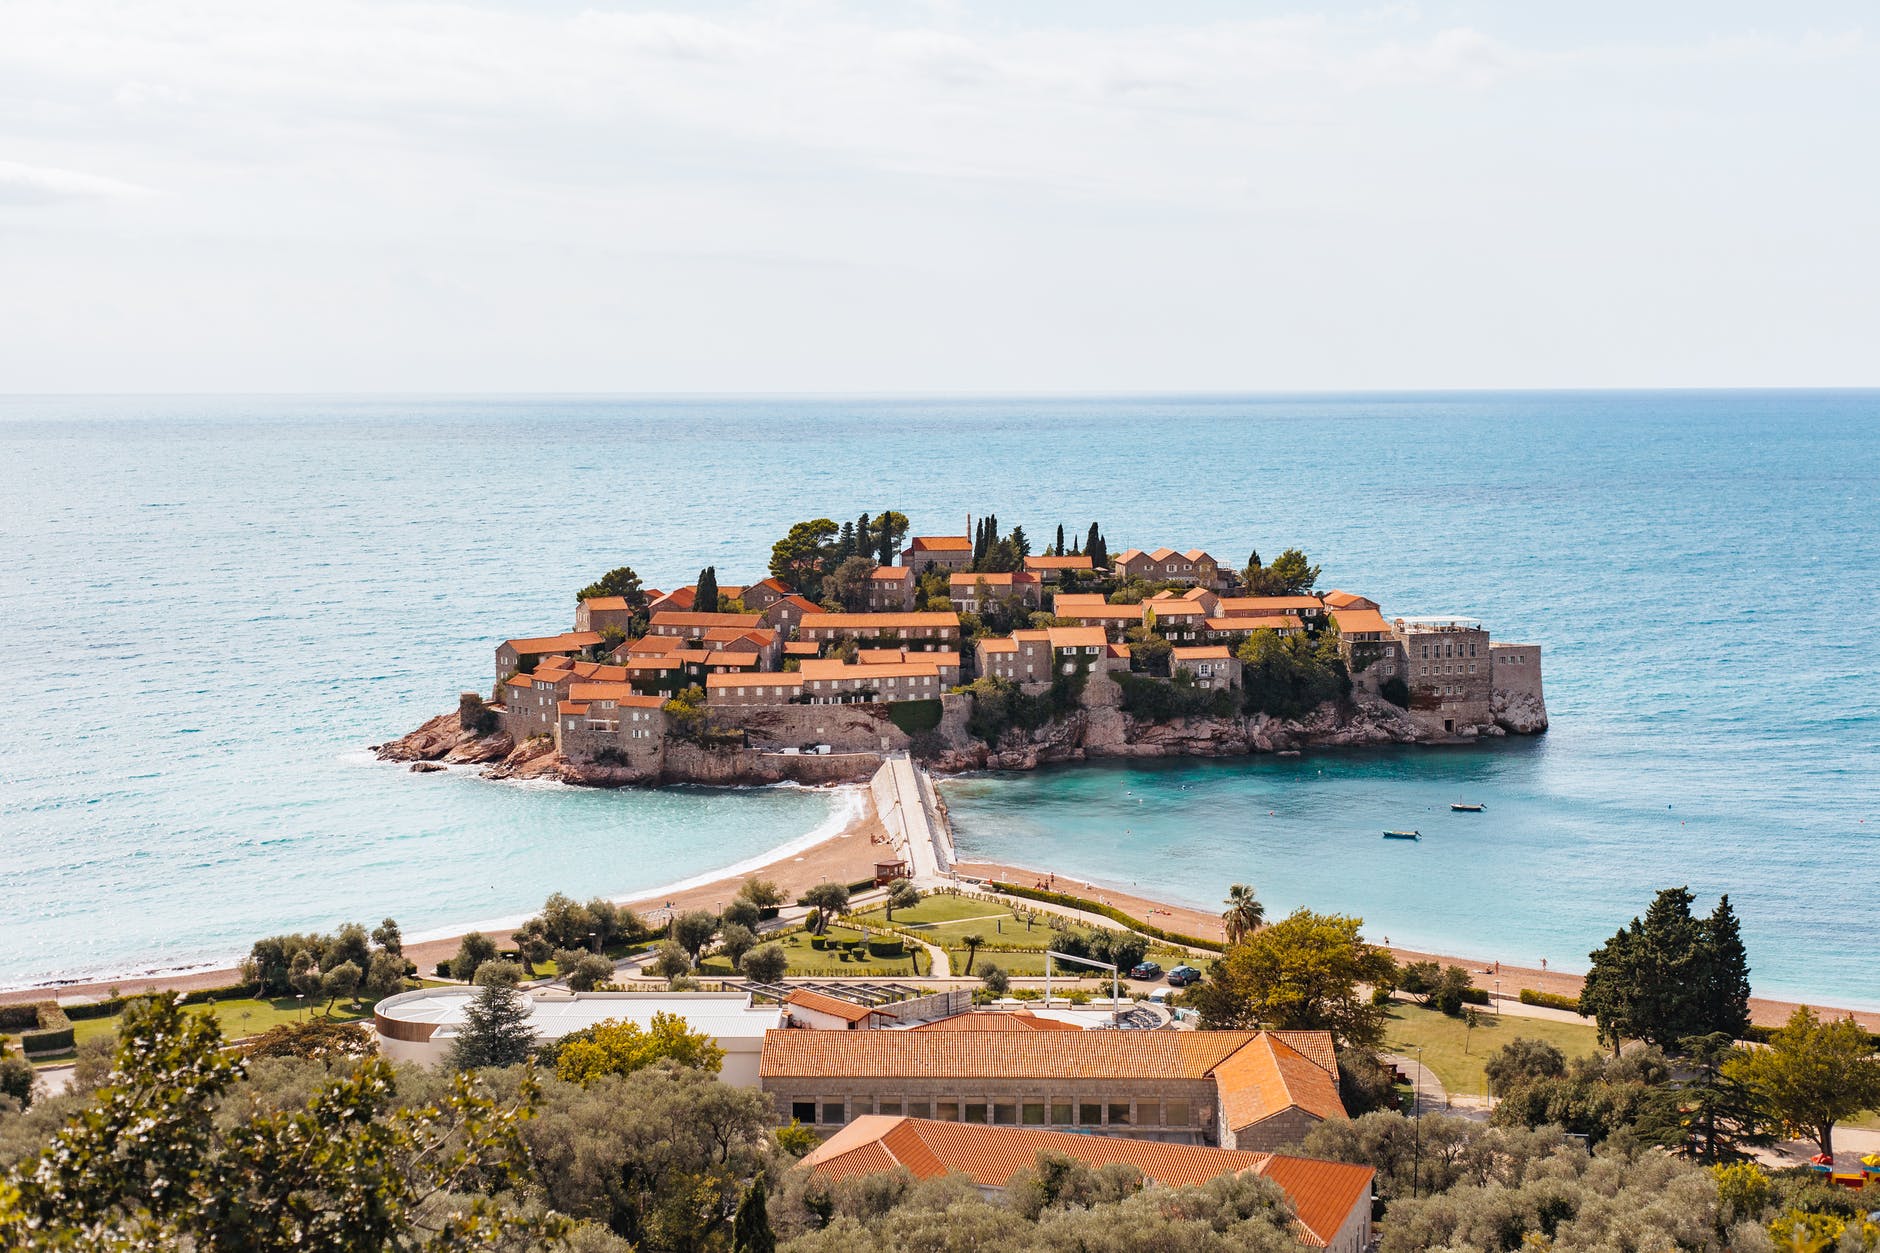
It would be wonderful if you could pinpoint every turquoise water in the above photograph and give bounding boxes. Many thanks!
[2,393,1876,1002]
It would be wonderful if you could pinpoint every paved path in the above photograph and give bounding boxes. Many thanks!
[875,754,951,882]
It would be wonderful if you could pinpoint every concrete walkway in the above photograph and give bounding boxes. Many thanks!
[873,754,952,882]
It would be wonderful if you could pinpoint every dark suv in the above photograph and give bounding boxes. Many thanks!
[1166,965,1202,987]
[1128,961,1163,981]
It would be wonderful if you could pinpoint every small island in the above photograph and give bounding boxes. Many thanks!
[378,512,1547,787]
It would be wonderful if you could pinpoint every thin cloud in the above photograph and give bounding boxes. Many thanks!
[0,160,153,204]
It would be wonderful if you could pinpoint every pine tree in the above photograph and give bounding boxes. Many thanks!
[836,521,855,560]
[696,567,719,615]
[448,980,536,1070]
[855,513,871,563]
[1700,894,1752,1040]
[733,1177,776,1253]
[1010,526,1030,559]
[1054,524,1065,557]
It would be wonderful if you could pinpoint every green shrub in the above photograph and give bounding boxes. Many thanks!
[1113,671,1238,722]
[887,699,943,735]
[21,1004,74,1055]
[1519,987,1582,1013]
[0,1003,47,1031]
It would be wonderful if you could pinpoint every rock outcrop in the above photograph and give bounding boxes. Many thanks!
[1492,690,1550,735]
[374,714,513,766]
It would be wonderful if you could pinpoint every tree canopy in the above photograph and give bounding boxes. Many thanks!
[549,1012,725,1087]
[1725,1005,1880,1158]
[1579,888,1752,1052]
[1186,908,1395,1048]
[576,565,648,607]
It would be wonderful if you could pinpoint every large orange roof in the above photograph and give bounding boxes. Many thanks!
[907,535,971,552]
[977,637,1018,654]
[1025,555,1094,571]
[1329,609,1391,635]
[783,641,821,656]
[503,631,603,653]
[1319,590,1377,610]
[1210,1033,1345,1134]
[649,611,763,629]
[800,1118,1372,1244]
[1171,646,1231,660]
[1045,626,1108,649]
[623,657,681,671]
[1217,596,1322,614]
[1050,594,1107,607]
[910,1010,1082,1033]
[567,682,662,708]
[759,1029,1260,1081]
[948,571,1038,588]
[625,635,683,655]
[581,596,632,611]
[800,612,960,630]
[1061,604,1146,621]
[785,990,881,1023]
[869,565,913,581]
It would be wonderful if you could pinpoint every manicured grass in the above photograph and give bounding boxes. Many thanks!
[1383,1001,1602,1099]
[868,895,1013,926]
[25,996,377,1058]
[697,926,925,979]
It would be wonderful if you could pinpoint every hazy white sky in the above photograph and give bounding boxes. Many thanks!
[2,1,1875,392]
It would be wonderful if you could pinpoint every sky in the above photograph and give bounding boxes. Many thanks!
[1,1,1876,393]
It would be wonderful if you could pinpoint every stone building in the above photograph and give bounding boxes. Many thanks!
[574,596,638,635]
[866,565,917,611]
[704,671,806,706]
[1391,615,1494,735]
[900,535,973,573]
[1113,548,1222,588]
[798,612,961,651]
[948,570,1042,615]
[1022,554,1093,583]
[646,611,765,641]
[757,1028,1344,1151]
[975,630,1053,684]
[1170,646,1240,690]
[494,631,602,690]
[557,682,666,764]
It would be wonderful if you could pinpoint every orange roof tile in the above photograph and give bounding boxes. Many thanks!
[1171,646,1231,660]
[1206,615,1302,632]
[1210,1034,1347,1134]
[623,657,682,672]
[783,642,821,656]
[536,654,575,672]
[868,565,914,581]
[566,682,662,707]
[1217,596,1322,614]
[1258,1155,1376,1246]
[978,637,1017,654]
[1050,594,1108,607]
[1045,626,1108,649]
[705,671,804,689]
[910,1010,1083,1033]
[1329,609,1391,635]
[558,700,588,716]
[503,631,603,653]
[784,989,882,1023]
[856,648,906,664]
[1025,555,1094,571]
[907,536,971,552]
[650,611,763,629]
[759,1029,1260,1081]
[625,635,683,655]
[1319,590,1376,610]
[800,612,960,631]
[581,596,632,611]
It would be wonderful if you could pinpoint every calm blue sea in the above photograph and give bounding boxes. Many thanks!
[1,393,1876,1004]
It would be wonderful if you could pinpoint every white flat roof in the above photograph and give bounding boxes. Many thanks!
[379,989,782,1041]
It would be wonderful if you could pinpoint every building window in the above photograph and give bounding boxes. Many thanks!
[907,1100,931,1119]
[993,1103,1018,1126]
[1079,1102,1102,1126]
[878,1099,903,1116]
[791,1101,816,1125]
[963,1103,988,1124]
[1021,1102,1046,1125]
[1166,1101,1191,1125]
[1107,1103,1131,1126]
[935,1101,959,1122]
[821,1101,846,1125]
[1051,1102,1072,1125]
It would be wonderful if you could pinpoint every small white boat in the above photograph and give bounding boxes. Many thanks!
[1382,830,1421,841]
[1451,801,1485,812]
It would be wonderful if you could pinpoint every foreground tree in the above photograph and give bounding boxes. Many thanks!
[1580,886,1752,1053]
[1726,1005,1880,1159]
[0,995,554,1250]
[448,980,536,1070]
[1187,908,1395,1047]
[1220,884,1265,945]
[696,566,720,615]
[551,1012,725,1086]
[733,1177,776,1253]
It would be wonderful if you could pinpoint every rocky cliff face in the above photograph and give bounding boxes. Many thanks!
[1492,690,1550,735]
[374,714,514,767]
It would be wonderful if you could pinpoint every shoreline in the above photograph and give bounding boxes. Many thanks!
[952,858,1880,1031]
[10,801,1875,1033]
[0,785,890,1008]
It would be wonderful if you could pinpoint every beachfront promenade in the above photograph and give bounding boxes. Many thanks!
[870,753,955,883]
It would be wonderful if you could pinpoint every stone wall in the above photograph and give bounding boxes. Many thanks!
[707,694,971,755]
[1489,642,1547,733]
[761,1075,1223,1144]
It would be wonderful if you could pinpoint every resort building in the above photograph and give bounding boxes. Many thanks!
[866,565,917,611]
[757,1028,1344,1151]
[798,612,961,650]
[1044,625,1122,676]
[762,593,824,638]
[1390,615,1493,734]
[800,1119,1375,1253]
[557,683,666,761]
[1215,595,1324,622]
[1205,614,1303,646]
[948,570,1042,614]
[647,611,766,642]
[795,658,948,704]
[1022,554,1094,583]
[375,989,781,1083]
[975,630,1053,684]
[704,671,807,706]
[574,596,638,635]
[900,535,973,573]
[1055,601,1147,640]
[1144,600,1208,643]
[1328,608,1391,642]
[495,631,603,689]
[1320,590,1379,612]
[739,577,793,613]
[1114,548,1222,588]
[1170,646,1240,690]
[781,989,901,1031]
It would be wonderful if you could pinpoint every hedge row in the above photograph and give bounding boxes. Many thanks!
[20,1004,73,1055]
[1459,986,1491,1006]
[988,883,1224,953]
[1519,988,1582,1013]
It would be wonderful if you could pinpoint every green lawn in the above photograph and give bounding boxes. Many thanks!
[867,895,1014,926]
[1383,1001,1603,1099]
[12,996,378,1063]
[697,925,925,979]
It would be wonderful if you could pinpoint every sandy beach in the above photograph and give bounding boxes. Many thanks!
[1,792,892,1008]
[954,859,1880,1033]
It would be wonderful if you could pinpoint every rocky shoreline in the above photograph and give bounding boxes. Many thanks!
[374,680,1547,788]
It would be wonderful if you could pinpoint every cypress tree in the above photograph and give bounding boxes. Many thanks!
[1700,894,1752,1040]
[856,513,871,564]
[696,567,718,615]
[836,521,854,560]
[448,981,535,1070]
[733,1178,775,1253]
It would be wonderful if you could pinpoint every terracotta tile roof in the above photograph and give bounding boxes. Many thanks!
[650,611,764,629]
[907,536,971,552]
[752,577,791,594]
[1148,547,1180,561]
[775,594,822,613]
[785,990,881,1023]
[1258,1155,1376,1247]
[1113,549,1145,565]
[1061,604,1147,621]
[1329,609,1391,635]
[582,596,632,611]
[1050,594,1107,607]
[705,671,804,689]
[1319,590,1375,610]
[507,673,537,690]
[948,571,1039,588]
[799,660,942,682]
[1107,643,1132,659]
[978,637,1018,654]
[1207,615,1302,632]
[703,626,766,643]
[857,648,907,664]
[783,642,821,656]
[692,650,758,669]
[1045,626,1109,650]
[869,566,914,581]
[651,587,696,612]
[1147,604,1205,620]
[623,657,682,671]
[1211,1034,1346,1134]
[566,682,662,708]
[1171,646,1231,660]
[759,1029,1261,1081]
[503,631,604,653]
[626,635,683,655]
[537,654,574,672]
[910,1010,1083,1033]
[1025,555,1094,571]
[804,1116,1265,1191]
[1217,596,1322,614]
[558,700,588,715]
[800,612,960,631]
[1270,1031,1338,1076]
[1012,630,1051,642]
[1183,550,1217,563]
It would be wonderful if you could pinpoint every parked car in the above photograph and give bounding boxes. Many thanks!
[1128,961,1163,981]
[1166,965,1202,987]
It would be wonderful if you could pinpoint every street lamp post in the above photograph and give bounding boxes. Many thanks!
[1411,1045,1424,1198]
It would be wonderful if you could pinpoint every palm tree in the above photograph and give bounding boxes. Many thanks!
[1222,884,1265,946]
[961,933,985,976]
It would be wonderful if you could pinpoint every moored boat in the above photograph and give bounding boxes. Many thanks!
[1383,829,1421,840]
[1451,802,1485,812]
